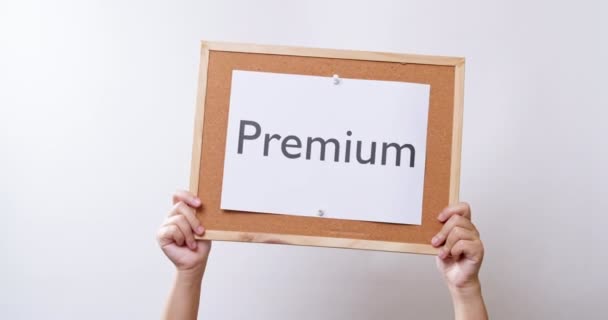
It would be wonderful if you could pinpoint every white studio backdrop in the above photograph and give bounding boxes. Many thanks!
[0,1,606,319]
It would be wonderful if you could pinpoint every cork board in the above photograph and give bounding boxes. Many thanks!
[190,41,465,254]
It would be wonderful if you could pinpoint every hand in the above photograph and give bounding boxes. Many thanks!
[157,190,211,273]
[431,202,484,292]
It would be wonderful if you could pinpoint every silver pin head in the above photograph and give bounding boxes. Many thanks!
[333,74,340,85]
[317,209,325,217]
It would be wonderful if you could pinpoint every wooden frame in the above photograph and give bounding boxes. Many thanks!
[190,41,465,254]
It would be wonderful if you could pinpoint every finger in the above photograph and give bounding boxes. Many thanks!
[432,214,478,247]
[169,201,204,235]
[441,226,478,257]
[444,239,484,262]
[164,215,197,250]
[157,224,185,247]
[437,202,471,222]
[172,189,201,208]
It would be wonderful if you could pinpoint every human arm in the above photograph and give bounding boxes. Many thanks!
[431,202,488,320]
[157,190,211,320]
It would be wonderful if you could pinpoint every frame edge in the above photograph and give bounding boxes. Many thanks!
[205,41,464,66]
[196,230,438,255]
[189,42,211,195]
[449,61,465,204]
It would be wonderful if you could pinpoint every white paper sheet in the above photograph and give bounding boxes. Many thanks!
[220,70,430,225]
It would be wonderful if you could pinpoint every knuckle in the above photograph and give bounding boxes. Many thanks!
[172,229,184,240]
[172,190,186,204]
[167,207,176,217]
[454,227,464,238]
[162,215,177,226]
[446,206,457,216]
[181,222,194,235]
[174,214,187,222]
[176,201,187,211]
[448,228,465,245]
[445,234,456,247]
[166,215,180,226]
[167,224,178,233]
[175,206,189,219]
[189,217,201,227]
[451,214,463,224]
[169,202,182,216]
[181,205,195,217]
[155,228,164,241]
[175,216,190,229]
[474,228,481,238]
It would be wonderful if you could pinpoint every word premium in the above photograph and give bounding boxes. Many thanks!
[236,120,417,167]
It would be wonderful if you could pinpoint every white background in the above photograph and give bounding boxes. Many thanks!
[0,1,606,319]
[222,71,430,224]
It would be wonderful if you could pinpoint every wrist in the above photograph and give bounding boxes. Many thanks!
[449,280,488,320]
[174,254,209,277]
[175,265,206,283]
[449,279,482,303]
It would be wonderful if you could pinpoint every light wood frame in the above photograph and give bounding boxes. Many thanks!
[190,41,465,254]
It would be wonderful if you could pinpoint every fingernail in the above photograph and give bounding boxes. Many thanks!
[437,211,446,221]
[192,198,201,206]
[432,236,440,246]
[196,226,205,235]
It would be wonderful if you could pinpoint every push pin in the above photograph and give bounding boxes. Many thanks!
[317,209,325,217]
[333,74,341,85]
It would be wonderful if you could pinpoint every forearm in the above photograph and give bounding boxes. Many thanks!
[163,264,207,320]
[450,282,488,320]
